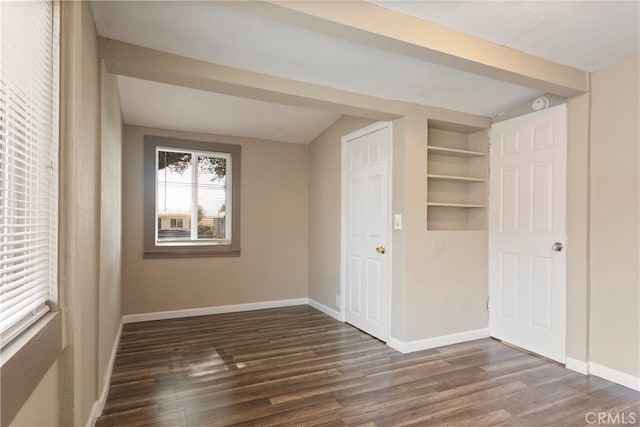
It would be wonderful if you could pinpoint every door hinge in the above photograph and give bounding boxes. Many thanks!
[486,297,490,312]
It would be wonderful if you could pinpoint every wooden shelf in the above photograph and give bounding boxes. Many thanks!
[426,126,489,231]
[427,202,486,208]
[427,145,486,158]
[427,174,487,183]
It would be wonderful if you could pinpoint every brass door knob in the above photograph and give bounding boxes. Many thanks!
[376,246,386,254]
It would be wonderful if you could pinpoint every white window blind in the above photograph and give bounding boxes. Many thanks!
[0,0,60,347]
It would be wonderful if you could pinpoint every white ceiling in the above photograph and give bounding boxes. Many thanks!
[90,1,640,143]
[91,1,541,116]
[372,1,640,73]
[117,76,340,144]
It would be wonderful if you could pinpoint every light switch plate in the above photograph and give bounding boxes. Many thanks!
[394,214,402,230]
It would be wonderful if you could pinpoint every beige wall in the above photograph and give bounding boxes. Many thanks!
[58,2,101,424]
[307,116,376,310]
[392,115,429,341]
[98,63,123,397]
[404,231,489,340]
[391,117,408,340]
[589,54,640,378]
[566,93,590,363]
[397,116,489,342]
[121,125,309,314]
[9,361,59,427]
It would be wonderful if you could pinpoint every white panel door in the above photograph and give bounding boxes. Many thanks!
[489,104,567,362]
[343,123,391,342]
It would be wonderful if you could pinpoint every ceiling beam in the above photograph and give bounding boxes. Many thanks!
[218,0,588,98]
[98,37,491,128]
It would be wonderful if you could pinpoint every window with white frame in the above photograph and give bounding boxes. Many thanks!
[144,136,241,258]
[0,0,60,347]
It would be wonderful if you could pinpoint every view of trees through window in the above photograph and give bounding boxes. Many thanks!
[156,149,229,243]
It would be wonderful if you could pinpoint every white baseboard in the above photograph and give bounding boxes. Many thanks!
[86,400,101,427]
[565,357,589,375]
[86,320,123,427]
[307,298,342,321]
[388,328,490,354]
[564,358,639,391]
[590,362,640,392]
[122,298,309,324]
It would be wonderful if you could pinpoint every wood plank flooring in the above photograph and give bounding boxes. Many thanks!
[96,306,639,426]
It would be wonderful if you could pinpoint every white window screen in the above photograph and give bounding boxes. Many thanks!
[0,1,60,347]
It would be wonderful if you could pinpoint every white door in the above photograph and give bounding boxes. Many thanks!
[489,104,567,363]
[342,122,391,342]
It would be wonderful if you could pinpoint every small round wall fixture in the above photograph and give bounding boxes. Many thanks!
[532,96,550,112]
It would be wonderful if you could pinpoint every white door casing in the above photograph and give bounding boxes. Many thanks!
[489,104,567,363]
[341,122,392,342]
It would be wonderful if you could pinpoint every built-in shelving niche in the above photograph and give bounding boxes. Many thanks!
[427,120,490,231]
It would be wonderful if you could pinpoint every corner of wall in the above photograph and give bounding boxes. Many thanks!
[588,54,640,382]
[307,115,377,311]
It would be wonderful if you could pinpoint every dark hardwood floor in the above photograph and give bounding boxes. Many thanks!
[96,306,639,426]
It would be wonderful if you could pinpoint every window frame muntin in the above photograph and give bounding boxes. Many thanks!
[144,135,241,258]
